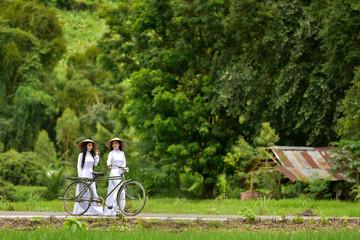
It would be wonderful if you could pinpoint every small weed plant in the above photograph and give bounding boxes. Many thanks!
[63,217,88,231]
[27,191,42,211]
[299,198,313,210]
[30,216,48,223]
[0,196,14,211]
[120,219,130,231]
[239,206,257,223]
[320,215,328,225]
[293,211,304,224]
[255,196,272,215]
[277,209,287,221]
[117,212,125,220]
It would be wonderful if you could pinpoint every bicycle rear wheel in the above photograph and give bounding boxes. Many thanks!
[117,180,146,216]
[63,181,93,216]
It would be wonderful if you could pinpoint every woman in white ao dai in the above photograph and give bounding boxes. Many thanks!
[73,139,103,215]
[103,137,127,216]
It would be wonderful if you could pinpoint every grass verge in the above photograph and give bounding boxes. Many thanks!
[1,229,360,240]
[5,197,360,217]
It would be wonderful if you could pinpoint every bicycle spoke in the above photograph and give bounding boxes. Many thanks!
[117,181,146,216]
[63,181,92,216]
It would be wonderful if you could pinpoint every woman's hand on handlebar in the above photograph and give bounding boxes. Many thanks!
[107,165,128,171]
[113,165,129,172]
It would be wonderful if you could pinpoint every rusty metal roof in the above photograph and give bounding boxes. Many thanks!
[268,146,347,182]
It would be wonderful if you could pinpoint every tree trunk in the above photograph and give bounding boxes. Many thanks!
[335,182,341,200]
[202,177,215,199]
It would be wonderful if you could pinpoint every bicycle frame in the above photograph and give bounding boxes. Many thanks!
[71,169,132,206]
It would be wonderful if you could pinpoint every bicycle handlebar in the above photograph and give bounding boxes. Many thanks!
[110,165,129,172]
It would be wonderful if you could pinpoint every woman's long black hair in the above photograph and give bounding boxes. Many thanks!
[110,140,123,151]
[81,143,95,168]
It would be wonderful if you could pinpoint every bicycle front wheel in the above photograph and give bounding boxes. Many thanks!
[117,180,146,216]
[63,181,93,216]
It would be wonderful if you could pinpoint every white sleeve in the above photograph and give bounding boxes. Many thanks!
[123,152,126,167]
[77,153,84,177]
[94,154,99,167]
[107,151,113,166]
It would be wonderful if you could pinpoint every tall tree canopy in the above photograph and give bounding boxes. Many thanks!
[0,0,65,151]
[99,0,360,197]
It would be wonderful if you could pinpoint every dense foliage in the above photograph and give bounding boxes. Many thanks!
[0,150,43,185]
[0,0,360,199]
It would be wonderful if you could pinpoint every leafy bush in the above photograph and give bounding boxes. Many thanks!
[40,167,65,200]
[305,177,332,200]
[254,169,283,197]
[226,187,245,199]
[179,168,203,198]
[0,176,15,201]
[281,181,304,198]
[351,185,360,201]
[0,149,44,185]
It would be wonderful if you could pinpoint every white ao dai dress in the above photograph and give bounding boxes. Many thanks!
[102,150,126,215]
[73,151,103,215]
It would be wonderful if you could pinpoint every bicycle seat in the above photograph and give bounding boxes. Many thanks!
[92,172,104,177]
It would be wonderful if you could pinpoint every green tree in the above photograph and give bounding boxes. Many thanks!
[335,68,360,139]
[101,0,285,197]
[57,46,123,116]
[79,104,115,137]
[99,0,360,197]
[330,140,360,199]
[94,122,112,153]
[35,129,57,165]
[0,0,65,151]
[255,122,280,147]
[224,122,281,197]
[101,0,248,198]
[11,86,56,150]
[330,140,360,187]
[56,78,98,114]
[56,108,80,166]
[0,0,65,68]
[0,140,4,153]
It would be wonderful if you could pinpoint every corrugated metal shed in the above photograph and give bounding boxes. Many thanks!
[268,146,347,182]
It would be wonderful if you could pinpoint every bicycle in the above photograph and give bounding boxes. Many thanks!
[59,166,146,216]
